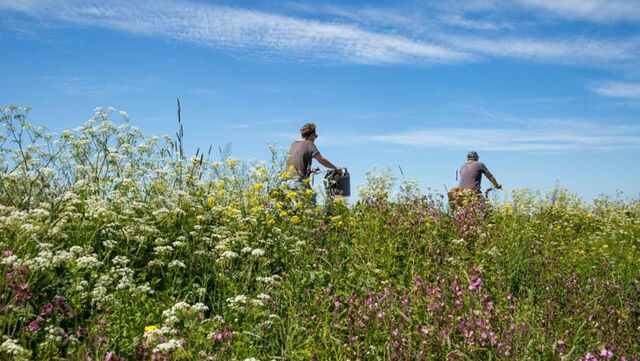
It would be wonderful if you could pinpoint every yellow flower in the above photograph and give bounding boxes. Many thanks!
[212,161,221,168]
[334,197,345,205]
[207,196,215,207]
[217,189,226,197]
[275,202,283,210]
[602,244,609,250]
[144,325,158,334]
[286,191,297,200]
[305,189,314,196]
[502,204,512,213]
[251,205,264,214]
[253,182,264,191]
[226,158,237,168]
[290,215,301,224]
[266,218,275,226]
[279,211,288,218]
[586,213,593,219]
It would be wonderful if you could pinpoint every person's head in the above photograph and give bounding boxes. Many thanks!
[300,123,317,141]
[467,151,479,161]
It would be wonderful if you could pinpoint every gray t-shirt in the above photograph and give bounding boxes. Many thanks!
[287,140,320,178]
[459,161,490,191]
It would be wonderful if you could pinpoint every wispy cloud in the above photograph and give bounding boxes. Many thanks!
[440,14,513,31]
[517,0,640,22]
[1,0,639,66]
[591,81,640,99]
[364,121,640,151]
[446,35,640,63]
[0,0,469,65]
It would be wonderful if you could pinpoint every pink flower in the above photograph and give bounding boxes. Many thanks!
[600,348,613,359]
[104,352,114,361]
[28,316,44,332]
[41,302,53,315]
[420,326,429,335]
[469,276,483,291]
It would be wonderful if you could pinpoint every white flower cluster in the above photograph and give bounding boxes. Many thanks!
[152,338,182,354]
[226,294,248,310]
[0,338,31,361]
[76,255,102,269]
[256,275,281,284]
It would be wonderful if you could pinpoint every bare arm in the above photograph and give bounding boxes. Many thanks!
[485,171,501,189]
[313,153,338,170]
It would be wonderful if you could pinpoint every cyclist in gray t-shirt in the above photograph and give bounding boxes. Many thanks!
[287,123,340,185]
[458,151,501,192]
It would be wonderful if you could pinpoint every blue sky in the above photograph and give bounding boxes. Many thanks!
[1,0,639,201]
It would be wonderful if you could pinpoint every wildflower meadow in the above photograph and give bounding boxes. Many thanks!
[1,106,638,360]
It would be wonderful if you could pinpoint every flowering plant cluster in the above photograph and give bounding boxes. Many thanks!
[0,107,638,360]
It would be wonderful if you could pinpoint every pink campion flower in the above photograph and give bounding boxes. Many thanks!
[28,316,44,332]
[469,276,483,291]
[41,302,53,315]
[581,352,598,361]
[420,326,429,335]
[2,250,12,257]
[76,327,87,337]
[213,331,223,342]
[600,349,613,359]
[54,295,66,307]
[18,283,29,292]
[104,352,114,361]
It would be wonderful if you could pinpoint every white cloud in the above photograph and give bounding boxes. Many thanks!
[440,14,512,31]
[447,35,640,63]
[0,0,469,65]
[1,0,639,66]
[517,0,640,22]
[591,81,640,99]
[365,122,640,151]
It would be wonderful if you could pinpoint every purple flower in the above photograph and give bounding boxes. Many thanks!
[28,316,44,332]
[54,295,66,307]
[41,302,53,315]
[104,352,114,361]
[469,276,483,291]
[600,349,613,359]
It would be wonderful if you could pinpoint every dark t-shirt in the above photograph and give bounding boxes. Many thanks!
[287,140,320,178]
[459,161,490,191]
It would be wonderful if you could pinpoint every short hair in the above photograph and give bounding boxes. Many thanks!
[467,151,479,160]
[300,123,317,139]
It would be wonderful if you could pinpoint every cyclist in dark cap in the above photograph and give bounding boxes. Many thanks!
[458,151,501,193]
[448,151,501,207]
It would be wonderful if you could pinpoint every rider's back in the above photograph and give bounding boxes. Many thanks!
[459,161,489,192]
